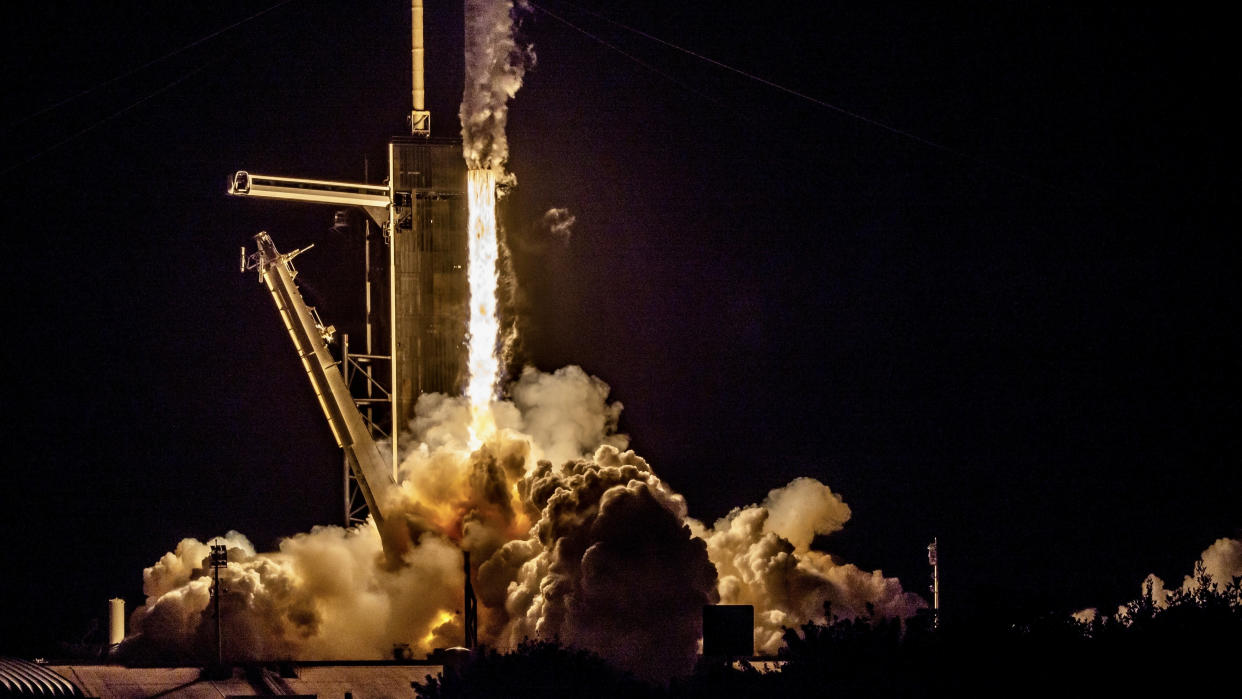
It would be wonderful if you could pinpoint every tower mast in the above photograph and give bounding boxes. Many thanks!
[410,0,430,136]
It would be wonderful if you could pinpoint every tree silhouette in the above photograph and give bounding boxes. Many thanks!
[415,578,1241,698]
[414,641,657,699]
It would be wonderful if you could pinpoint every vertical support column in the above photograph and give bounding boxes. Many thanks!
[342,333,352,526]
[388,143,401,473]
[365,157,375,357]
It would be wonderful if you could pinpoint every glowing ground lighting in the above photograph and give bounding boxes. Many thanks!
[466,168,500,444]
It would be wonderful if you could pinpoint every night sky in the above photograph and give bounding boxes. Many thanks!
[1,1,1236,656]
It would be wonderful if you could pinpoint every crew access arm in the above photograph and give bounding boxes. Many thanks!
[245,231,395,529]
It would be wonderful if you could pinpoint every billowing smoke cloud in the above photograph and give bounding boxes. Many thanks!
[492,447,718,680]
[125,366,924,678]
[688,478,925,654]
[461,0,535,180]
[126,529,466,663]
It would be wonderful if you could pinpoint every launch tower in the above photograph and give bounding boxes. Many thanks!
[231,1,468,526]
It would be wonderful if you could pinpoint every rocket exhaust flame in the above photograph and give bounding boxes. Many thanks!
[461,0,531,446]
[466,169,501,445]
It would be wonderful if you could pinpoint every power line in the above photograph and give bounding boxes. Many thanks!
[10,0,297,128]
[526,2,723,110]
[1,58,219,176]
[531,0,1075,199]
[536,1,957,156]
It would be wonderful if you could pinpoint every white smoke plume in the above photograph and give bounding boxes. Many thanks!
[461,0,535,181]
[125,366,924,678]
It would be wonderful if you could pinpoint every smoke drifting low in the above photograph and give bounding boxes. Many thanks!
[125,366,923,678]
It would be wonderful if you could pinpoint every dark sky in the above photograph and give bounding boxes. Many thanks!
[1,1,1237,655]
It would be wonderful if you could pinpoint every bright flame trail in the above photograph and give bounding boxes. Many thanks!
[466,168,500,442]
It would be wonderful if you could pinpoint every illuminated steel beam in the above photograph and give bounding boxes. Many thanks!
[229,171,391,226]
[244,231,395,531]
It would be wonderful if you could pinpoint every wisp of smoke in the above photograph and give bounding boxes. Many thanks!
[542,207,575,241]
[124,366,924,678]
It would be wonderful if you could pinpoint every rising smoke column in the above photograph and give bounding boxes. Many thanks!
[460,0,534,178]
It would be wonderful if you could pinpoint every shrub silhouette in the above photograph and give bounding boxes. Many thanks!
[416,577,1241,698]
